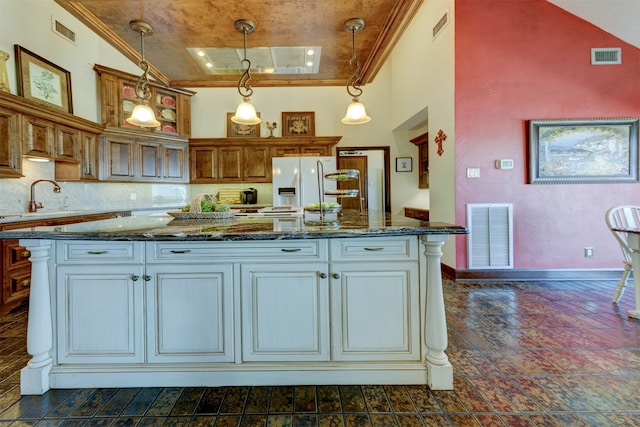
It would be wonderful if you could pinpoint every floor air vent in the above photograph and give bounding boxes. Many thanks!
[466,203,513,269]
[591,48,621,65]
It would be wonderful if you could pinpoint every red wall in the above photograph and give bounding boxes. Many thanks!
[455,0,640,269]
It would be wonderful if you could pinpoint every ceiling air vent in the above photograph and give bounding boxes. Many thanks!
[432,10,449,40]
[591,48,621,65]
[51,16,76,45]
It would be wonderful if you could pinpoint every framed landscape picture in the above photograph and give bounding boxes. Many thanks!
[528,118,639,184]
[15,45,73,113]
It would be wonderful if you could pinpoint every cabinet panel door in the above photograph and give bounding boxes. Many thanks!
[270,145,299,158]
[23,116,54,159]
[137,141,161,180]
[0,108,22,177]
[244,146,270,182]
[330,262,420,361]
[146,264,234,362]
[54,125,81,162]
[56,265,144,363]
[163,143,188,182]
[241,263,329,361]
[102,137,135,180]
[218,146,242,181]
[81,132,99,180]
[190,147,217,182]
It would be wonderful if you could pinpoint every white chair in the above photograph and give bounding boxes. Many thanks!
[605,206,640,303]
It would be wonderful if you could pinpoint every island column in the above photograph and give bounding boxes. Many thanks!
[421,234,453,390]
[19,239,54,394]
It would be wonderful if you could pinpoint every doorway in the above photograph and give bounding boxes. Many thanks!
[336,147,391,213]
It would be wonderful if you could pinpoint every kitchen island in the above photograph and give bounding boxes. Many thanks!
[0,211,467,395]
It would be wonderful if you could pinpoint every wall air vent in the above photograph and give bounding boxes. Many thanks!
[591,48,621,65]
[466,203,513,269]
[51,16,76,45]
[432,10,449,40]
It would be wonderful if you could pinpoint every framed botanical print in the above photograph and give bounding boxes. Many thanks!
[15,45,73,113]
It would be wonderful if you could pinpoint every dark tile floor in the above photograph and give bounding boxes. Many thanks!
[1,279,639,426]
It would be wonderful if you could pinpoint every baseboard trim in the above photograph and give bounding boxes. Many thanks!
[443,266,623,282]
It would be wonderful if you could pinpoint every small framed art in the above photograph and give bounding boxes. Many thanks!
[282,111,315,136]
[227,112,261,137]
[396,157,413,172]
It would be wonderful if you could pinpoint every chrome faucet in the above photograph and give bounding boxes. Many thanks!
[29,179,61,212]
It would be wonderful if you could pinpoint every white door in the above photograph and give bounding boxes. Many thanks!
[330,262,420,361]
[241,262,329,361]
[56,265,145,363]
[145,264,234,363]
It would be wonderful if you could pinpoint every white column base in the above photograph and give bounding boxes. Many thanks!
[427,360,453,390]
[21,364,51,395]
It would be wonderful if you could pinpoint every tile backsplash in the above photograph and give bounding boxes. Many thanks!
[0,160,274,214]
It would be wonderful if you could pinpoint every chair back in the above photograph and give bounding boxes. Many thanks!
[605,205,640,264]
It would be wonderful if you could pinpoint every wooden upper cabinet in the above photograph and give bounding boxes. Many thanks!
[0,106,22,178]
[23,115,54,159]
[94,64,195,139]
[189,136,341,183]
[54,125,81,162]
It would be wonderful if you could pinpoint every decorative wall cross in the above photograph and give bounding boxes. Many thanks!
[434,129,447,156]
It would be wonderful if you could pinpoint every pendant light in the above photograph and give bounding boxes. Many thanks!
[341,18,371,125]
[231,19,261,125]
[126,20,161,128]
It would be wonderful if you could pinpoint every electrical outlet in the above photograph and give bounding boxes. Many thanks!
[584,247,593,258]
[466,167,480,178]
[130,193,137,201]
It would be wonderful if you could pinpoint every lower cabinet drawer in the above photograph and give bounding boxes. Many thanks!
[148,240,328,262]
[329,236,418,261]
[56,241,143,264]
[3,268,31,306]
[2,239,31,270]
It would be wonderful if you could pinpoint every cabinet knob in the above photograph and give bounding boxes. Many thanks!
[21,251,31,259]
[318,272,327,279]
[143,275,151,282]
[21,279,31,288]
[332,273,340,279]
[131,275,140,281]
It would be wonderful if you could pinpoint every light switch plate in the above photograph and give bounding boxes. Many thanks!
[495,159,514,169]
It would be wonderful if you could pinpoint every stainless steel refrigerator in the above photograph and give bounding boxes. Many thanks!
[272,156,336,207]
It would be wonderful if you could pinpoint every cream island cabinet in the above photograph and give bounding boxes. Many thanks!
[0,212,467,395]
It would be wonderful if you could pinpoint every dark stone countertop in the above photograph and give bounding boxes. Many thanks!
[0,211,468,242]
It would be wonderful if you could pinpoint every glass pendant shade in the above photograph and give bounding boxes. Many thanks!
[126,103,161,127]
[231,98,261,125]
[341,99,371,124]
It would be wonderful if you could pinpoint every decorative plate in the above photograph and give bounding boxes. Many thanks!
[162,108,176,120]
[123,100,135,113]
[123,86,135,98]
[166,210,235,220]
[161,96,176,106]
[161,124,177,133]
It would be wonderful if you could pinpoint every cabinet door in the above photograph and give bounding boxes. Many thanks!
[241,263,329,361]
[54,125,81,162]
[163,142,188,182]
[270,145,299,158]
[0,107,22,178]
[154,89,179,136]
[300,145,331,156]
[244,145,270,182]
[190,147,218,182]
[23,115,54,159]
[81,132,99,180]
[56,265,144,363]
[330,262,420,361]
[218,146,243,181]
[146,264,234,362]
[137,140,161,181]
[102,137,135,180]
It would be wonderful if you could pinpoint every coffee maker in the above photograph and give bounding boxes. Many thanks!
[242,188,258,204]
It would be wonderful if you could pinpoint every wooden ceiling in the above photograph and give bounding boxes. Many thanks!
[54,0,423,89]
